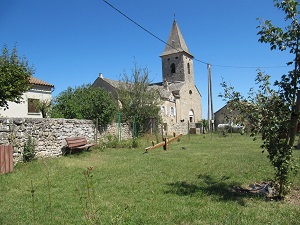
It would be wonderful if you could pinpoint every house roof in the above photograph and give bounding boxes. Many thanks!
[29,76,54,87]
[160,20,193,58]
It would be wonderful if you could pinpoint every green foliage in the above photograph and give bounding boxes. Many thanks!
[117,63,162,134]
[0,44,33,109]
[103,134,140,149]
[220,0,300,198]
[23,136,36,162]
[76,166,101,224]
[105,134,119,148]
[220,72,294,195]
[51,84,117,126]
[36,99,52,118]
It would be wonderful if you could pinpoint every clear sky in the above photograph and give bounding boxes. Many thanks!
[0,0,294,119]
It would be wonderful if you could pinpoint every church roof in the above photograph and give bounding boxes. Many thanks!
[160,20,193,58]
[149,81,185,99]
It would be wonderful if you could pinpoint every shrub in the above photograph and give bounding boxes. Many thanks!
[23,136,36,162]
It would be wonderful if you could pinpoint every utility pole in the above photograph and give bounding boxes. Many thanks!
[207,64,214,132]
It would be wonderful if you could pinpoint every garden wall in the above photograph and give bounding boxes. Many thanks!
[0,118,132,163]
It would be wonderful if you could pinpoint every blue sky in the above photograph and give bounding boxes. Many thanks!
[0,0,294,119]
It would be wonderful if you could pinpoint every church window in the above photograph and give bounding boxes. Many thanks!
[161,105,167,115]
[189,109,194,122]
[170,106,176,116]
[187,63,190,74]
[170,63,175,74]
[189,90,192,95]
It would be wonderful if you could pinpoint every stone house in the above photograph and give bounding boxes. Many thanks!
[214,104,232,128]
[92,20,202,134]
[0,76,54,118]
[214,103,245,132]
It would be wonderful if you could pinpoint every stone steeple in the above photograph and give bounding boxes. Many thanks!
[160,20,193,58]
[160,20,195,84]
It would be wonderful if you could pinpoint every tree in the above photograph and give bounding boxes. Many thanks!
[36,99,52,118]
[117,64,161,135]
[220,0,299,198]
[0,44,33,109]
[51,84,117,126]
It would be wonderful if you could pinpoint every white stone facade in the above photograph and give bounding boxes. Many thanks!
[0,76,54,118]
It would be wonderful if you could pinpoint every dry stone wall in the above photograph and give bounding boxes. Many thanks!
[0,117,195,163]
[0,118,132,163]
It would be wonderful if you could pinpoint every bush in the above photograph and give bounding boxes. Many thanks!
[103,135,140,149]
[23,136,36,162]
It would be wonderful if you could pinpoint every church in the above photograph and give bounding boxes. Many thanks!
[92,20,202,134]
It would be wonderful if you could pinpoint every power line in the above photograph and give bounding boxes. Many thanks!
[102,0,291,69]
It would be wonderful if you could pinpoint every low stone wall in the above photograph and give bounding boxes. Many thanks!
[98,122,133,141]
[0,118,132,163]
[0,117,200,163]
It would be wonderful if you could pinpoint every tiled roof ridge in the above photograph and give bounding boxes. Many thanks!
[29,76,54,87]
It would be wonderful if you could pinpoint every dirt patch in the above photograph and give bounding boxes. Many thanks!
[284,186,300,206]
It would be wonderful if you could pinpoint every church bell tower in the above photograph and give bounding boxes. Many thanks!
[160,20,194,84]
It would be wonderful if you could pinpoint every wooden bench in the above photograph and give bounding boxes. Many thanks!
[65,137,95,153]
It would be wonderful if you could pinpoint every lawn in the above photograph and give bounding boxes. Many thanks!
[0,134,299,224]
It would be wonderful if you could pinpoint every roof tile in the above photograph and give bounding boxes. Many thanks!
[29,76,54,87]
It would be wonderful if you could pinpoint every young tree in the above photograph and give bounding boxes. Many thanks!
[220,0,299,198]
[36,100,52,118]
[0,44,33,109]
[51,84,117,126]
[117,64,161,135]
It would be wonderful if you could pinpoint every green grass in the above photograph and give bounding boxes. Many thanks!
[0,134,299,224]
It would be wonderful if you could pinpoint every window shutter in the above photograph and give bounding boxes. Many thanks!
[28,99,39,113]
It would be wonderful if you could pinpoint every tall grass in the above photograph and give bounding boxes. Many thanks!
[0,134,299,224]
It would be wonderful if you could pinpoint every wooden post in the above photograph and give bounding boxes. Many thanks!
[163,138,168,151]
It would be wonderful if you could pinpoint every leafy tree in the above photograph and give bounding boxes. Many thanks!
[117,64,161,135]
[220,0,299,198]
[0,44,33,109]
[36,99,52,118]
[51,84,117,126]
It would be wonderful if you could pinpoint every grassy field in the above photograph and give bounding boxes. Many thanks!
[0,134,299,224]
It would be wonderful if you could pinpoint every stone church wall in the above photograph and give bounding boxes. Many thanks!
[0,118,132,163]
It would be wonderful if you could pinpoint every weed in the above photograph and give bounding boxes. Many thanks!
[44,162,54,224]
[76,166,101,224]
[29,180,36,224]
[23,136,36,162]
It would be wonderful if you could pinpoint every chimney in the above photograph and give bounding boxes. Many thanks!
[99,73,103,78]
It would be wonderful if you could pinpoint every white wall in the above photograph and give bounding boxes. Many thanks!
[0,85,52,118]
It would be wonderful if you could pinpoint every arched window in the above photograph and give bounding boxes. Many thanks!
[161,105,167,115]
[189,109,194,122]
[170,63,176,74]
[170,106,176,116]
[187,63,190,74]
